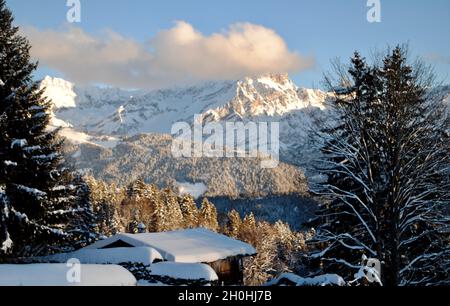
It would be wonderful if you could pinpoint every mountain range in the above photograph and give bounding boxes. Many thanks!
[40,74,450,200]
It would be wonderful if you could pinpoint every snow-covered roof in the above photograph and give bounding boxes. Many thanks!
[150,262,218,281]
[84,228,256,263]
[0,264,137,286]
[37,247,163,266]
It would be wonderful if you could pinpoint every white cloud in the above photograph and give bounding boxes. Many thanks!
[24,21,314,89]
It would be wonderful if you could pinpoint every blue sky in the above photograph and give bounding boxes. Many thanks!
[7,0,450,89]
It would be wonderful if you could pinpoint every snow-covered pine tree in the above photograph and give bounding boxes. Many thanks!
[239,213,257,245]
[198,198,219,232]
[66,173,98,249]
[225,209,242,238]
[162,188,184,231]
[309,46,449,286]
[179,194,199,228]
[0,0,90,257]
[86,177,121,237]
[127,179,147,199]
[243,226,277,286]
[149,196,168,232]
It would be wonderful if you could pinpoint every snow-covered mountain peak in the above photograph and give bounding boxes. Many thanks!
[41,76,141,111]
[40,76,77,109]
[239,73,294,91]
[297,88,331,110]
[40,74,331,135]
[202,73,321,120]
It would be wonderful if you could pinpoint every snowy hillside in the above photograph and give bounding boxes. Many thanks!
[63,133,309,198]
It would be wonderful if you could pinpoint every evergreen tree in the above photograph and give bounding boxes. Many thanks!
[309,46,449,286]
[66,173,98,249]
[149,196,168,232]
[239,213,257,245]
[162,188,183,231]
[127,179,147,199]
[242,221,277,286]
[226,209,242,238]
[0,1,91,257]
[198,198,219,232]
[86,176,120,237]
[179,194,199,228]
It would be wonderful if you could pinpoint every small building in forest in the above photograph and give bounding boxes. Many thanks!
[83,228,257,285]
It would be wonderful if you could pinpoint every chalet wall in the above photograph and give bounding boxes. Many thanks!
[208,256,244,286]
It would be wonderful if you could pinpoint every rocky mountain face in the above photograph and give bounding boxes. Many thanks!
[41,74,330,134]
[40,74,450,199]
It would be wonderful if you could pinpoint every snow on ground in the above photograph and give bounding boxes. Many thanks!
[150,262,218,281]
[0,264,137,286]
[84,228,256,263]
[37,247,163,266]
[59,128,119,149]
[90,136,120,149]
[266,273,346,287]
[50,116,73,128]
[176,182,208,199]
[59,128,90,144]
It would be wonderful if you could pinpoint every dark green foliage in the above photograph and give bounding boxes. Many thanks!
[0,0,96,258]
